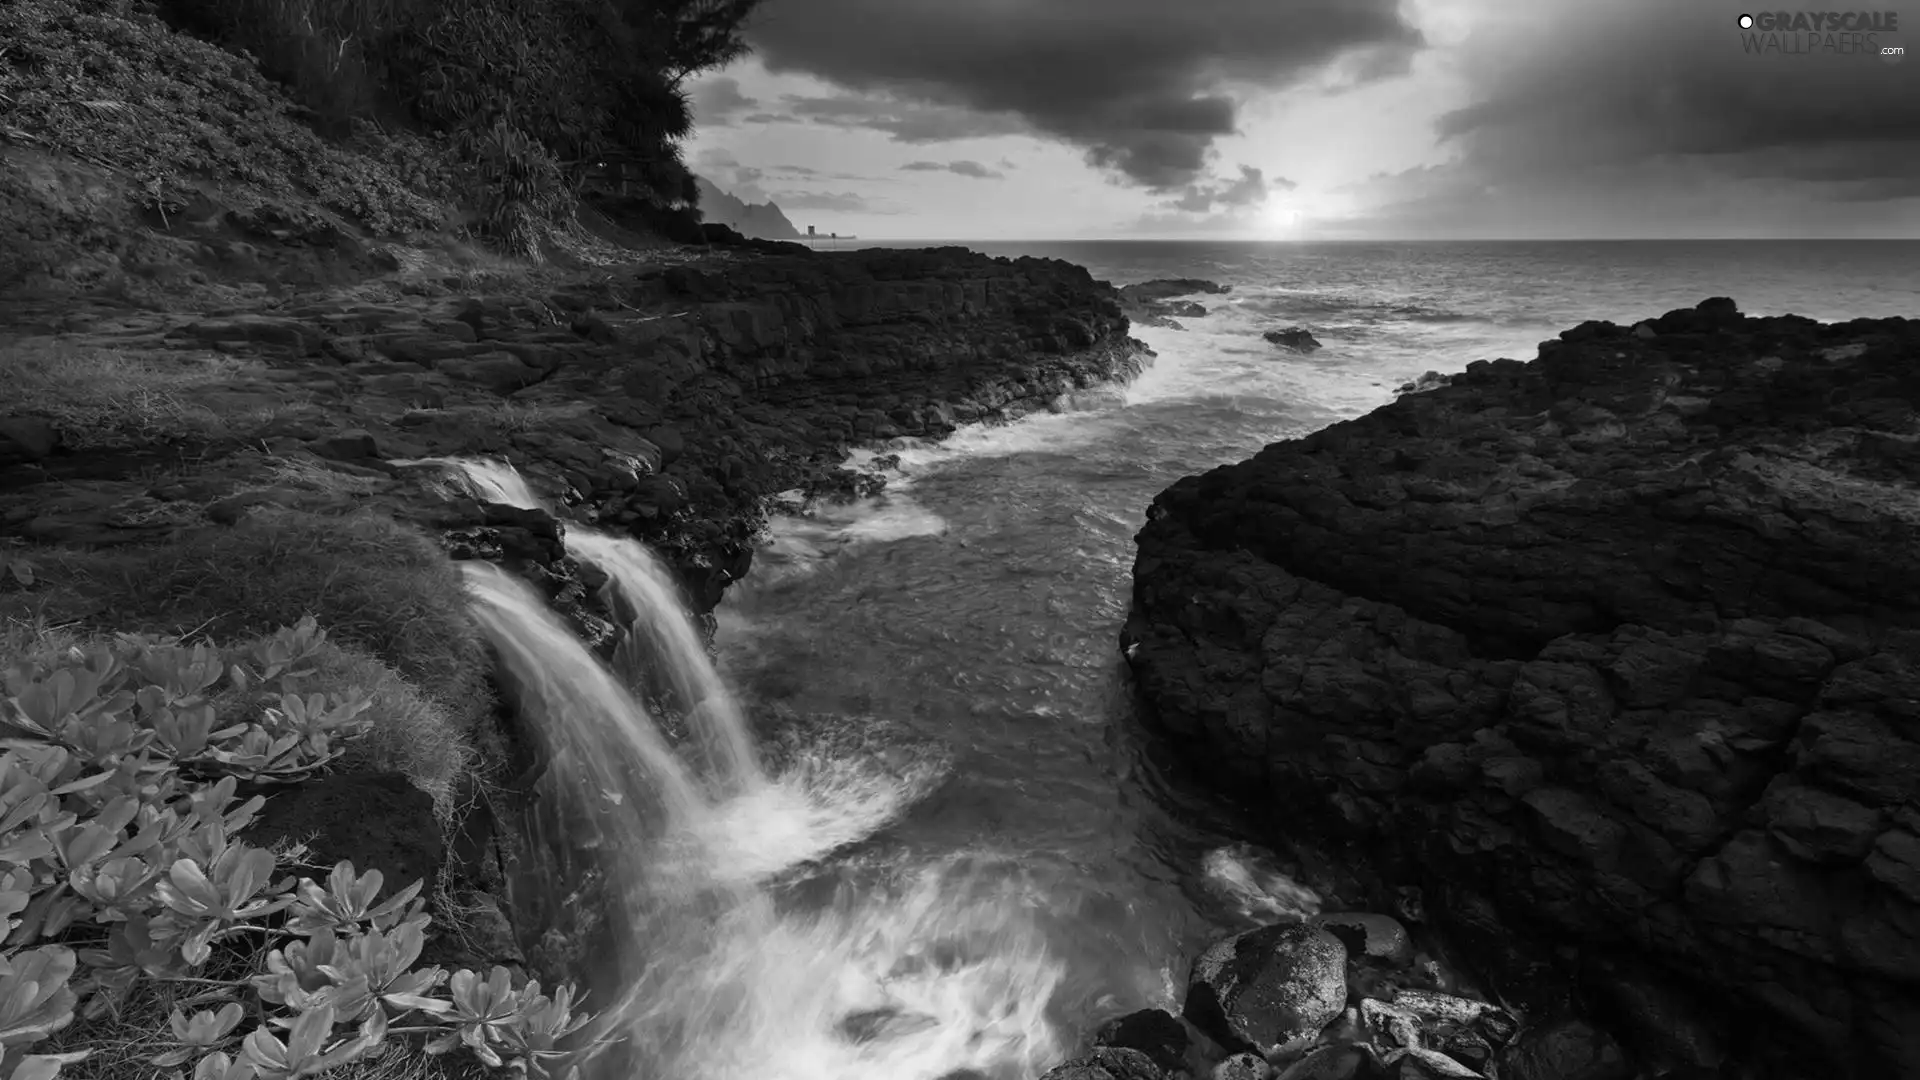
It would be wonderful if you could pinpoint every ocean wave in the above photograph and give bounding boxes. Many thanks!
[1226,290,1503,328]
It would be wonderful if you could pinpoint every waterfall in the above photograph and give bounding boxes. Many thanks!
[426,456,1072,1080]
[418,456,761,795]
[461,562,706,832]
[566,529,762,797]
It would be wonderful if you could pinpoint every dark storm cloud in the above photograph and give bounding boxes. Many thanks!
[746,0,1420,188]
[899,160,1006,179]
[743,112,804,125]
[690,77,760,125]
[1399,0,1920,215]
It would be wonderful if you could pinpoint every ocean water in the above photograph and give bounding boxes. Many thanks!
[673,241,1920,1079]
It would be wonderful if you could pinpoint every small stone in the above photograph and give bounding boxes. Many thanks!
[1274,1045,1369,1080]
[1359,998,1423,1048]
[1311,913,1414,965]
[1213,1051,1272,1080]
[307,428,380,461]
[1631,322,1657,339]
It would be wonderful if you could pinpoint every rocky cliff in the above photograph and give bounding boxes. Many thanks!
[1123,299,1920,1079]
[2,244,1144,617]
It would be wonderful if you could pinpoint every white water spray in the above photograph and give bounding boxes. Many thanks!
[426,456,1074,1079]
[422,456,763,795]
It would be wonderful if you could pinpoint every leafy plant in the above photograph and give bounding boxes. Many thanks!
[0,618,612,1080]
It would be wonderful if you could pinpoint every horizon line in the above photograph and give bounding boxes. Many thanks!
[795,236,1920,244]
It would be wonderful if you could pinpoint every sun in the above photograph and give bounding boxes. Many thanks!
[1257,202,1305,239]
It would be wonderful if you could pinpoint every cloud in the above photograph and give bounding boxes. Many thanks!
[746,0,1421,189]
[779,93,1031,142]
[689,77,760,126]
[1163,164,1288,212]
[743,112,805,125]
[779,191,890,212]
[899,159,1006,179]
[1127,164,1290,233]
[1339,0,1920,234]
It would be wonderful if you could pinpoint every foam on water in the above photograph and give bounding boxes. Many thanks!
[617,855,1070,1080]
[1199,844,1323,923]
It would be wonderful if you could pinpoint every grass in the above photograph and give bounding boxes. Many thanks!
[0,337,270,449]
[301,639,477,823]
[4,510,492,728]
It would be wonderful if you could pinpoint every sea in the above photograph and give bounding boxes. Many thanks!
[648,241,1920,1079]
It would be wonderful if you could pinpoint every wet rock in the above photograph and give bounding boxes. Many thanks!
[244,773,443,892]
[1038,1046,1166,1080]
[1263,327,1321,352]
[308,428,380,461]
[1311,913,1414,965]
[1095,1008,1191,1073]
[1274,1045,1369,1080]
[1185,923,1348,1054]
[1213,1051,1272,1080]
[1394,371,1452,396]
[1381,1046,1482,1078]
[1497,1020,1631,1080]
[1359,998,1422,1049]
[836,1006,939,1044]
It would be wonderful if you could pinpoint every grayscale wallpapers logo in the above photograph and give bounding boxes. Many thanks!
[1736,10,1905,61]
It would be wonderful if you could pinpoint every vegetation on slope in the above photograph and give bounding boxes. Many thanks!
[0,617,608,1080]
[0,0,765,261]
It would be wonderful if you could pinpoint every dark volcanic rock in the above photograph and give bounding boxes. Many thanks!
[1118,278,1229,329]
[1038,1047,1166,1080]
[1499,1020,1633,1080]
[1185,922,1349,1054]
[1094,1008,1191,1073]
[1263,327,1321,352]
[245,773,443,891]
[1125,300,1920,1079]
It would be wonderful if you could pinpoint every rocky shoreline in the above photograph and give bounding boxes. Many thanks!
[3,245,1146,616]
[1123,299,1920,1080]
[0,242,1149,1010]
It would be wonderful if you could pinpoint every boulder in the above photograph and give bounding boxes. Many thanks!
[1263,327,1321,352]
[1094,1008,1191,1073]
[1185,923,1348,1054]
[1038,1047,1167,1080]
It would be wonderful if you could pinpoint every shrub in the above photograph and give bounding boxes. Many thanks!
[0,620,610,1080]
[0,0,447,234]
[102,511,490,727]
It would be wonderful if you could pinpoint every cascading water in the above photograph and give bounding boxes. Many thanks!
[565,529,761,798]
[433,456,1068,1079]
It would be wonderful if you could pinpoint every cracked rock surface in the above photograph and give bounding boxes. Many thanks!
[1124,299,1920,1079]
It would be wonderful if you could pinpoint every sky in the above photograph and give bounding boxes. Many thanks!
[684,0,1920,240]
